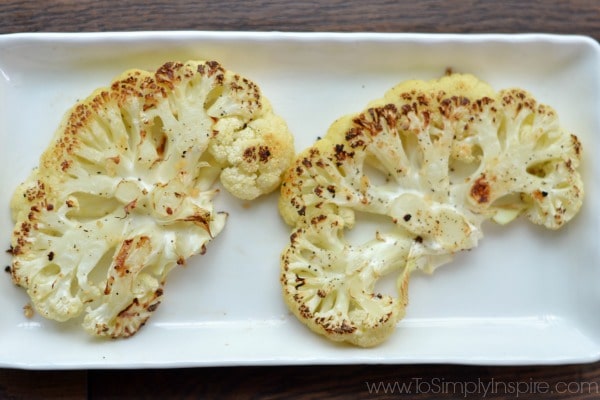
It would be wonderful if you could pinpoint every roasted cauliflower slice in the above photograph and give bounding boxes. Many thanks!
[279,73,583,346]
[10,60,294,338]
[282,213,413,347]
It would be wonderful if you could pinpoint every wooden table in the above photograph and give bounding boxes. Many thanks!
[1,1,599,398]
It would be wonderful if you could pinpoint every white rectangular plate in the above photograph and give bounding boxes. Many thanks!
[1,32,599,369]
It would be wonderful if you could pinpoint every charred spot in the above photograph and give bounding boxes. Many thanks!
[179,210,213,236]
[20,222,31,235]
[117,298,140,318]
[502,94,514,106]
[113,239,134,277]
[422,110,430,126]
[403,214,412,222]
[297,206,306,216]
[415,236,423,243]
[317,289,326,298]
[294,275,305,289]
[297,302,313,319]
[25,181,46,202]
[472,97,494,112]
[349,138,366,149]
[329,320,357,335]
[6,244,18,256]
[353,106,394,135]
[229,81,243,92]
[61,160,71,171]
[143,96,158,113]
[290,231,299,244]
[571,134,582,157]
[345,130,361,141]
[302,158,312,168]
[333,144,354,165]
[416,94,429,106]
[104,276,115,295]
[177,257,185,265]
[46,203,54,211]
[156,61,181,87]
[124,199,137,214]
[147,302,160,313]
[47,251,54,261]
[440,98,452,107]
[566,159,573,172]
[200,244,207,255]
[4,265,10,273]
[243,146,257,162]
[156,135,167,157]
[66,199,75,208]
[516,102,527,113]
[310,215,327,225]
[258,146,271,163]
[380,104,399,127]
[470,174,491,204]
[205,60,223,77]
[166,207,173,215]
[401,104,412,115]
[327,185,336,196]
[532,190,548,201]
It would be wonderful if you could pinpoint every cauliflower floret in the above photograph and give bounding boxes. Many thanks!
[279,73,583,346]
[10,60,294,338]
[466,88,583,228]
[210,110,295,199]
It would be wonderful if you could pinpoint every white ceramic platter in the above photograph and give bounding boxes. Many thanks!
[0,32,599,369]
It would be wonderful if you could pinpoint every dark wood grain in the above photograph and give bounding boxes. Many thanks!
[0,0,599,40]
[0,369,86,399]
[1,0,600,399]
[86,364,600,399]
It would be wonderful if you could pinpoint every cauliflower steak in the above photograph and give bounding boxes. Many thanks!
[10,60,294,338]
[279,73,583,347]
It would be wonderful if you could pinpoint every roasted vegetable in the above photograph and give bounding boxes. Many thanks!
[279,73,583,346]
[10,60,294,337]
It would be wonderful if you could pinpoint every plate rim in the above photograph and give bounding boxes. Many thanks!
[0,30,598,369]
